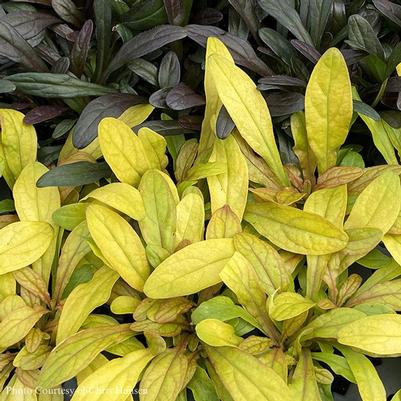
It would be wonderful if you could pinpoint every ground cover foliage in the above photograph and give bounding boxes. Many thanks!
[3,1,401,401]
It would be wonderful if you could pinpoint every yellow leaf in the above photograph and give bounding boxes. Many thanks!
[71,349,154,401]
[206,346,292,401]
[13,162,60,283]
[345,171,401,233]
[206,205,242,240]
[86,204,150,291]
[98,118,167,186]
[110,296,140,315]
[291,111,316,181]
[139,170,179,253]
[119,104,154,128]
[175,188,205,247]
[269,292,315,321]
[144,239,235,299]
[244,201,348,255]
[0,303,46,348]
[305,48,352,174]
[207,136,248,220]
[139,348,188,401]
[82,182,145,220]
[338,314,401,356]
[0,221,53,274]
[196,319,242,347]
[0,109,37,187]
[54,221,91,301]
[56,266,119,344]
[207,51,288,186]
[39,324,134,389]
[198,37,233,161]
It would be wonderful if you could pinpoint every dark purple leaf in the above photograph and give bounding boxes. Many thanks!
[341,49,365,66]
[385,77,401,92]
[258,75,306,91]
[228,0,260,40]
[0,12,60,47]
[0,79,16,94]
[134,119,199,135]
[373,0,401,27]
[192,8,223,25]
[158,51,181,88]
[264,92,305,117]
[291,39,321,64]
[0,20,48,72]
[164,0,185,25]
[53,119,76,138]
[106,25,187,76]
[50,23,75,41]
[73,94,146,148]
[94,0,112,82]
[381,111,401,128]
[129,59,158,86]
[24,105,69,124]
[51,57,70,73]
[216,106,235,139]
[70,20,93,77]
[186,24,273,76]
[51,0,84,27]
[149,88,170,108]
[166,83,205,110]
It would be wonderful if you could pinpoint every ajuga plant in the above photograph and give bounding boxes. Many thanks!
[4,36,401,401]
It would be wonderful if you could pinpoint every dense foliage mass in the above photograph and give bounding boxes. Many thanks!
[3,1,401,401]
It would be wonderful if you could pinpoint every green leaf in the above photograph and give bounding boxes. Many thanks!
[36,161,112,187]
[258,0,313,46]
[336,345,386,401]
[305,48,353,174]
[7,73,116,98]
[244,201,348,255]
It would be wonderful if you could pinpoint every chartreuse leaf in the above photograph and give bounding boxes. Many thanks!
[384,234,401,266]
[291,111,316,181]
[0,302,46,348]
[98,117,167,186]
[304,185,347,300]
[139,169,179,253]
[207,47,289,186]
[207,136,248,220]
[269,292,315,321]
[196,319,243,347]
[338,314,401,356]
[52,202,87,231]
[144,239,235,299]
[82,182,145,220]
[198,37,233,161]
[345,171,401,233]
[336,345,386,401]
[118,103,154,128]
[220,252,276,339]
[290,349,320,400]
[86,204,150,291]
[311,352,356,383]
[175,187,204,247]
[14,162,60,283]
[0,221,53,274]
[188,366,219,401]
[71,349,154,401]
[38,324,134,388]
[0,109,37,187]
[111,296,140,315]
[206,346,292,401]
[56,266,119,344]
[206,205,242,240]
[244,201,348,255]
[305,48,352,174]
[54,221,91,301]
[139,348,188,401]
[233,233,289,295]
[191,296,259,328]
